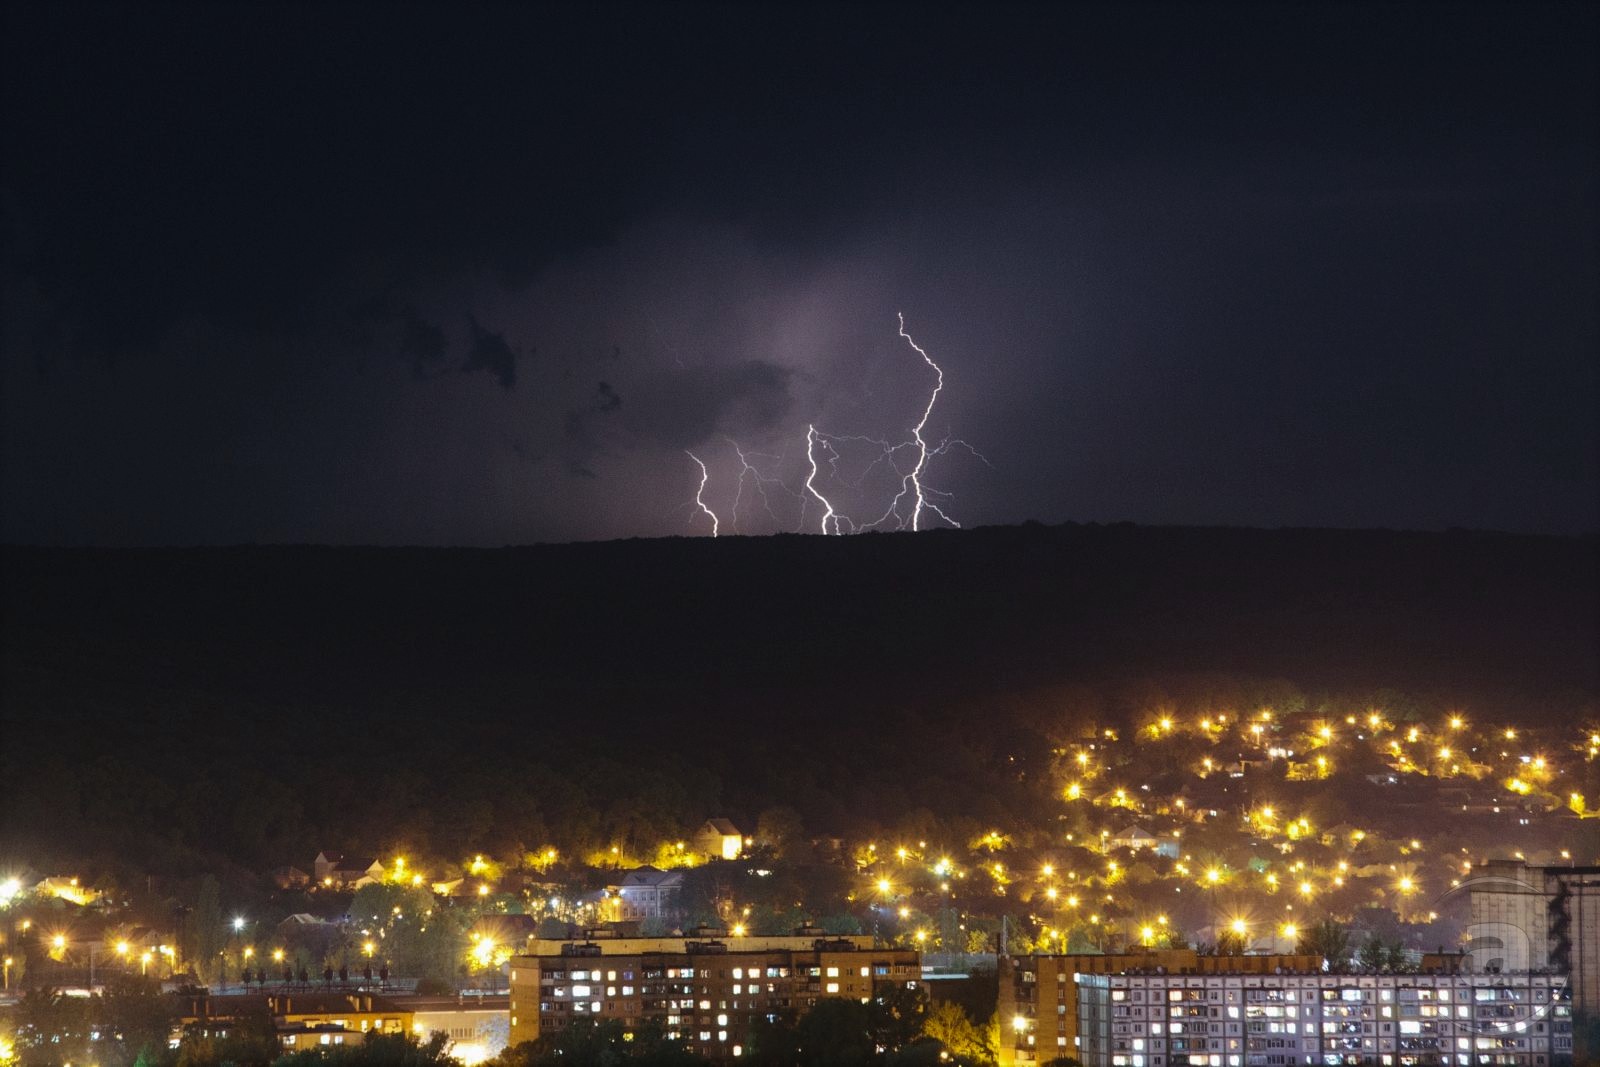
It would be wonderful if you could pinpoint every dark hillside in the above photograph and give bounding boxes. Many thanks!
[2,523,1595,870]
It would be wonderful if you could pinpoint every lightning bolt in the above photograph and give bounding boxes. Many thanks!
[669,313,985,537]
[685,450,719,537]
[897,311,944,532]
[855,313,974,532]
[804,425,838,535]
[726,438,795,533]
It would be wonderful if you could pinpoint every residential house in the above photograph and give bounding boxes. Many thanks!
[273,866,311,890]
[322,856,385,889]
[693,819,744,861]
[276,914,343,959]
[1107,825,1178,858]
[604,867,686,922]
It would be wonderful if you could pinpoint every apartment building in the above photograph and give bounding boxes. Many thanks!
[1468,861,1599,1019]
[177,992,412,1052]
[1075,969,1571,1066]
[1000,951,1321,1066]
[508,934,920,1059]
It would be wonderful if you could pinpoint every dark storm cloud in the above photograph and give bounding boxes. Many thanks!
[463,318,518,390]
[0,1,1594,544]
[399,309,448,380]
[622,361,794,450]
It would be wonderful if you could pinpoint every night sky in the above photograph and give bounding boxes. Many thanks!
[3,2,1594,545]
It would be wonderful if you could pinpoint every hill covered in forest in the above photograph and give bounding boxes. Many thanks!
[2,522,1595,876]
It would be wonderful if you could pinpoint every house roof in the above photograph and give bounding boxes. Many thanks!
[280,913,332,926]
[701,818,740,836]
[617,866,685,888]
[333,857,380,874]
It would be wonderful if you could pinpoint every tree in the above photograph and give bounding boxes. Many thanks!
[14,988,92,1067]
[1358,936,1386,971]
[791,999,875,1067]
[175,997,275,1067]
[744,1012,802,1067]
[100,976,182,1066]
[755,807,805,858]
[183,876,226,985]
[1213,930,1246,957]
[872,984,929,1054]
[921,1002,993,1065]
[1297,919,1351,969]
[502,1018,709,1067]
[273,1032,456,1067]
[1384,940,1410,973]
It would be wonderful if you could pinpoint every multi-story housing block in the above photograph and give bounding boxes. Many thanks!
[1075,969,1571,1066]
[1469,861,1599,1017]
[1000,951,1320,1066]
[508,935,919,1059]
